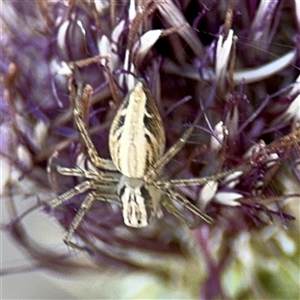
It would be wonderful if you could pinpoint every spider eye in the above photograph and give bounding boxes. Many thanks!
[140,186,151,201]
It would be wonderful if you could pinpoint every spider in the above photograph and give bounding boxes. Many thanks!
[47,75,247,248]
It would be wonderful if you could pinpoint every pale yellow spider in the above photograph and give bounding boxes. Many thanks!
[47,73,247,248]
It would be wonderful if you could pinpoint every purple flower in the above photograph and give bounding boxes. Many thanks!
[1,1,299,298]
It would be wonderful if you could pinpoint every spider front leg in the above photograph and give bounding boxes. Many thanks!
[71,81,117,171]
[56,166,121,182]
[162,189,213,224]
[144,109,202,182]
[56,166,101,179]
[161,196,197,227]
[157,165,250,188]
[171,190,213,223]
[63,189,121,249]
[63,192,96,249]
[48,180,92,208]
[51,183,120,250]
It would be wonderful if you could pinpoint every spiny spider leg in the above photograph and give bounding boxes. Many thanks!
[56,166,121,181]
[157,165,250,188]
[63,192,96,247]
[48,181,91,207]
[72,82,117,171]
[161,197,195,227]
[145,110,202,181]
[63,191,120,248]
[166,190,213,223]
[56,166,101,179]
[68,55,121,105]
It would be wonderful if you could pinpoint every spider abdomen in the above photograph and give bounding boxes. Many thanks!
[109,81,166,178]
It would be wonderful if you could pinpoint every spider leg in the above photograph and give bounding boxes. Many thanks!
[166,189,213,223]
[161,197,195,227]
[92,191,120,204]
[56,166,121,182]
[63,192,96,248]
[157,165,250,188]
[56,166,99,179]
[68,55,122,104]
[145,110,202,181]
[47,181,91,207]
[72,82,118,171]
[64,191,120,250]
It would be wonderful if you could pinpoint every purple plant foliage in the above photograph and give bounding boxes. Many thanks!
[1,0,299,298]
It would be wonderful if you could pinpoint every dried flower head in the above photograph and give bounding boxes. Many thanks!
[1,0,299,299]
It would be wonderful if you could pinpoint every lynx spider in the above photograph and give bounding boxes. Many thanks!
[47,1,247,246]
[47,61,248,248]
